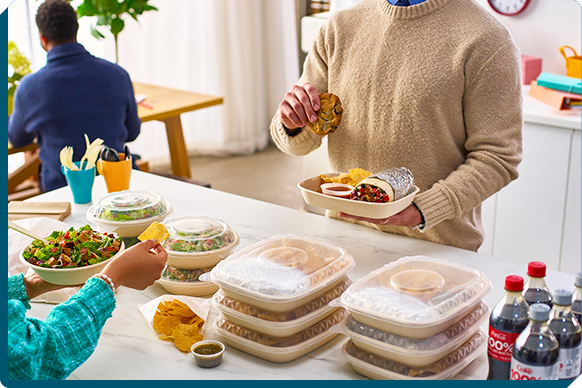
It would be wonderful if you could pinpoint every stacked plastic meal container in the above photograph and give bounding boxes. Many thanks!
[340,256,492,380]
[207,235,355,362]
[157,216,240,296]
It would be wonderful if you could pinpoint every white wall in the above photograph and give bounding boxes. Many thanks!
[473,0,581,76]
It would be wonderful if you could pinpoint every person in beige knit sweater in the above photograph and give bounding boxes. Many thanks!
[270,0,523,252]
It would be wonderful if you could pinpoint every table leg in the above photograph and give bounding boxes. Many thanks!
[162,116,192,178]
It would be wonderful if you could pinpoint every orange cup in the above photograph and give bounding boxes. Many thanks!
[97,153,132,193]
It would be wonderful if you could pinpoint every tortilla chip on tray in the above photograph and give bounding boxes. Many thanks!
[320,168,372,187]
[153,299,205,352]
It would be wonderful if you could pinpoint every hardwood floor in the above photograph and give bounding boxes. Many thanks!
[150,144,306,211]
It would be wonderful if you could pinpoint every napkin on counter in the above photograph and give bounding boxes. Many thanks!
[8,201,71,221]
[8,217,79,304]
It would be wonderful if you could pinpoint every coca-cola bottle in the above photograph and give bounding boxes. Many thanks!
[573,273,581,324]
[549,289,581,380]
[523,261,553,307]
[510,304,559,380]
[487,275,530,380]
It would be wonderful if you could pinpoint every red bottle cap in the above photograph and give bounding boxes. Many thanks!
[505,275,524,292]
[527,261,546,278]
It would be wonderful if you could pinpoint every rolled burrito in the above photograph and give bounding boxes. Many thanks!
[351,167,415,203]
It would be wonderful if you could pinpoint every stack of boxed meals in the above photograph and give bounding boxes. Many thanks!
[208,235,355,362]
[157,216,239,296]
[340,256,492,380]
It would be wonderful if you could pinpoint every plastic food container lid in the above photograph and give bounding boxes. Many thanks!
[213,277,352,323]
[342,300,489,358]
[214,308,348,349]
[161,265,214,283]
[88,190,169,223]
[343,329,486,380]
[162,216,237,255]
[210,234,355,304]
[341,256,491,328]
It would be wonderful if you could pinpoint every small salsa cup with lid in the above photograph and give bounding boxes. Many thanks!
[161,216,240,269]
[86,190,172,237]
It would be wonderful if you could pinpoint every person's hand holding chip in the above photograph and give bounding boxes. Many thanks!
[100,240,168,291]
[278,82,320,132]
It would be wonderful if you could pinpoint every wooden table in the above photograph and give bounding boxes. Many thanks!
[133,83,224,178]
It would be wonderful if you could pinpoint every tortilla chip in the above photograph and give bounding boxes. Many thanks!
[138,221,170,243]
[152,299,205,353]
[321,168,372,187]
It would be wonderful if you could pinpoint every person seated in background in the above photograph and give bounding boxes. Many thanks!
[8,0,141,192]
[8,240,167,380]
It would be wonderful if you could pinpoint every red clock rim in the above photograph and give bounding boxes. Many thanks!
[487,0,531,16]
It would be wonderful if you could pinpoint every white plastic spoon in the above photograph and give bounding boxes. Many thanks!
[8,220,50,245]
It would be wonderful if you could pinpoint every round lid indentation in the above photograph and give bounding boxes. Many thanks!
[390,269,445,293]
[258,247,309,267]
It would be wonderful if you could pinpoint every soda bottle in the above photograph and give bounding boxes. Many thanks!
[510,304,559,380]
[549,289,581,380]
[487,275,530,380]
[573,273,581,324]
[523,261,553,307]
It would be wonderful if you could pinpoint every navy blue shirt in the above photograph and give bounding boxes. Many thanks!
[8,42,140,191]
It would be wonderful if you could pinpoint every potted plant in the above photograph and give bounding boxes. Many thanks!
[76,0,158,63]
[8,41,32,115]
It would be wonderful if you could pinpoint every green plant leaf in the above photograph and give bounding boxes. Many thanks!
[110,17,125,36]
[90,24,106,39]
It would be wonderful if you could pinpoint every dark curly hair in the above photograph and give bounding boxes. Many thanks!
[36,0,79,43]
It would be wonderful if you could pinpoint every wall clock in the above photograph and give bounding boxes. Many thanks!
[487,0,531,16]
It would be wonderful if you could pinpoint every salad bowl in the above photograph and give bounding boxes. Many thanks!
[19,225,125,285]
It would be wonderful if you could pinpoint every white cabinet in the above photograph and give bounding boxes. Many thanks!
[487,123,572,270]
[561,130,581,273]
[478,89,581,273]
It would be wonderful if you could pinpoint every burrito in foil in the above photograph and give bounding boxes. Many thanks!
[351,167,415,203]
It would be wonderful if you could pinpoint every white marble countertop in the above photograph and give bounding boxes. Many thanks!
[25,171,578,380]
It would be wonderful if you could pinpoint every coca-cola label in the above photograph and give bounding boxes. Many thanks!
[557,344,582,380]
[488,326,520,362]
[510,358,558,380]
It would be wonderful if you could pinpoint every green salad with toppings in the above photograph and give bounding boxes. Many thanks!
[100,203,166,222]
[22,225,123,269]
[163,232,233,253]
[162,266,213,282]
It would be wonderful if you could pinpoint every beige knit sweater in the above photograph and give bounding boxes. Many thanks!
[271,0,523,251]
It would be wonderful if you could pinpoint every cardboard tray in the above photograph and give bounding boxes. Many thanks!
[297,174,419,219]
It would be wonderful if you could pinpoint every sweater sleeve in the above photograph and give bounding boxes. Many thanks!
[414,41,523,229]
[270,22,334,157]
[124,74,141,143]
[8,78,36,148]
[8,277,116,380]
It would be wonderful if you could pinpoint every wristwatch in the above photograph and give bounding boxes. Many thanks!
[411,202,425,231]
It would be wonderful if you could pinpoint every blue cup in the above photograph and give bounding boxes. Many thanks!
[61,162,96,204]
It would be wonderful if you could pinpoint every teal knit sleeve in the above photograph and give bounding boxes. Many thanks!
[8,277,116,380]
[8,273,30,309]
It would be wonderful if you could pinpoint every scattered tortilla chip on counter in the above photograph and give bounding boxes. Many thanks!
[320,168,372,187]
[138,221,170,243]
[153,299,205,352]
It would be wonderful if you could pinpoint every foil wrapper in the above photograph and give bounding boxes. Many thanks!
[357,167,415,201]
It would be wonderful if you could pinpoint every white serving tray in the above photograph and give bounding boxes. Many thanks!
[297,174,419,219]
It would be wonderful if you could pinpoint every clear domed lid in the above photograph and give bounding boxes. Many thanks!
[341,256,491,327]
[210,235,355,303]
[162,216,236,253]
[89,190,168,222]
